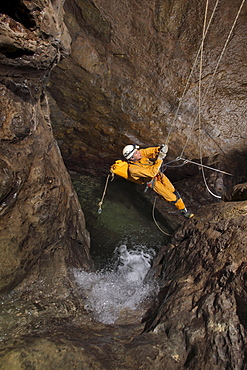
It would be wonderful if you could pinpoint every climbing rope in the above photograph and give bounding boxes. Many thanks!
[98,173,112,214]
[180,0,246,159]
[98,0,246,221]
[163,157,233,176]
[165,0,245,198]
[197,0,222,198]
[165,0,221,145]
[202,0,246,103]
[181,157,233,176]
[98,174,172,236]
[196,0,244,198]
[152,196,172,236]
[98,172,172,236]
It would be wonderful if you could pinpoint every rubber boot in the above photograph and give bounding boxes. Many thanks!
[180,208,194,218]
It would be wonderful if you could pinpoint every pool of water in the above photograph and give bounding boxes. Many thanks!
[71,173,171,270]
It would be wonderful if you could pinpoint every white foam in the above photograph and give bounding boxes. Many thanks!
[72,245,158,324]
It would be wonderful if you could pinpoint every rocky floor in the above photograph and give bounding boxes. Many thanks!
[1,198,246,369]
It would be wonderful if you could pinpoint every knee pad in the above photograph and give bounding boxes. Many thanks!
[170,190,181,204]
[170,190,185,210]
[173,190,181,200]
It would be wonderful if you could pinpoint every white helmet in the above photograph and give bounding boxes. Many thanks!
[123,144,139,160]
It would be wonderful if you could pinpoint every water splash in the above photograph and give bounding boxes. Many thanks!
[72,245,158,324]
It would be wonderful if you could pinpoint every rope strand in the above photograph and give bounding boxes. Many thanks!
[177,0,245,198]
[197,0,222,198]
[98,173,112,214]
[180,0,246,158]
[178,157,233,176]
[152,196,172,236]
[165,0,220,144]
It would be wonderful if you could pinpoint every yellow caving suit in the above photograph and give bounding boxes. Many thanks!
[128,146,186,211]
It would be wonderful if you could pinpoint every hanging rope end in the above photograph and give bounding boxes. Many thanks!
[98,201,103,214]
[97,173,112,214]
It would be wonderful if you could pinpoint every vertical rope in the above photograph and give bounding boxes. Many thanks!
[197,1,222,198]
[197,0,222,199]
[165,0,220,145]
[180,0,246,159]
[203,0,246,98]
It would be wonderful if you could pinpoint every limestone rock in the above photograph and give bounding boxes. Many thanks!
[0,0,91,292]
[1,200,247,369]
[144,200,247,369]
[48,0,247,180]
[0,1,247,369]
[0,0,71,69]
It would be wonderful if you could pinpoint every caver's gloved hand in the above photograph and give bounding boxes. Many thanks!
[157,144,168,160]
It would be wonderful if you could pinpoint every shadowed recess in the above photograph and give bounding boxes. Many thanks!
[0,0,36,29]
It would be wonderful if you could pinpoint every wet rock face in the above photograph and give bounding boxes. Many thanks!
[48,0,247,179]
[0,1,247,369]
[144,201,247,369]
[0,0,91,292]
[0,200,246,369]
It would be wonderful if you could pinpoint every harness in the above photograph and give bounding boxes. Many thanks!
[144,176,157,192]
[129,158,158,189]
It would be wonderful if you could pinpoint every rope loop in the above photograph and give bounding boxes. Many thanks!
[152,196,172,236]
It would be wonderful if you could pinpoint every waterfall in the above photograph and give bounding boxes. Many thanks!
[72,245,158,324]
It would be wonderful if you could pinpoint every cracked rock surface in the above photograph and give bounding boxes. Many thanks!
[0,0,91,292]
[0,1,247,369]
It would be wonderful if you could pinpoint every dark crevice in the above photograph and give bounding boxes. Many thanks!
[235,294,247,330]
[3,78,33,101]
[0,0,36,29]
[184,346,197,368]
[0,174,23,217]
[0,44,35,59]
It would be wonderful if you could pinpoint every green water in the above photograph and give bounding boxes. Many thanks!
[71,173,171,270]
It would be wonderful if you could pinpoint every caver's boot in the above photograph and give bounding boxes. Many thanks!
[180,208,194,219]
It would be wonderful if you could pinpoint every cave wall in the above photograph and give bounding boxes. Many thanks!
[48,0,247,177]
[0,0,246,292]
[0,0,91,292]
[0,2,247,369]
[144,200,247,369]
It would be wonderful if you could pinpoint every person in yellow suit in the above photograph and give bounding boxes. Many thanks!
[122,144,194,218]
